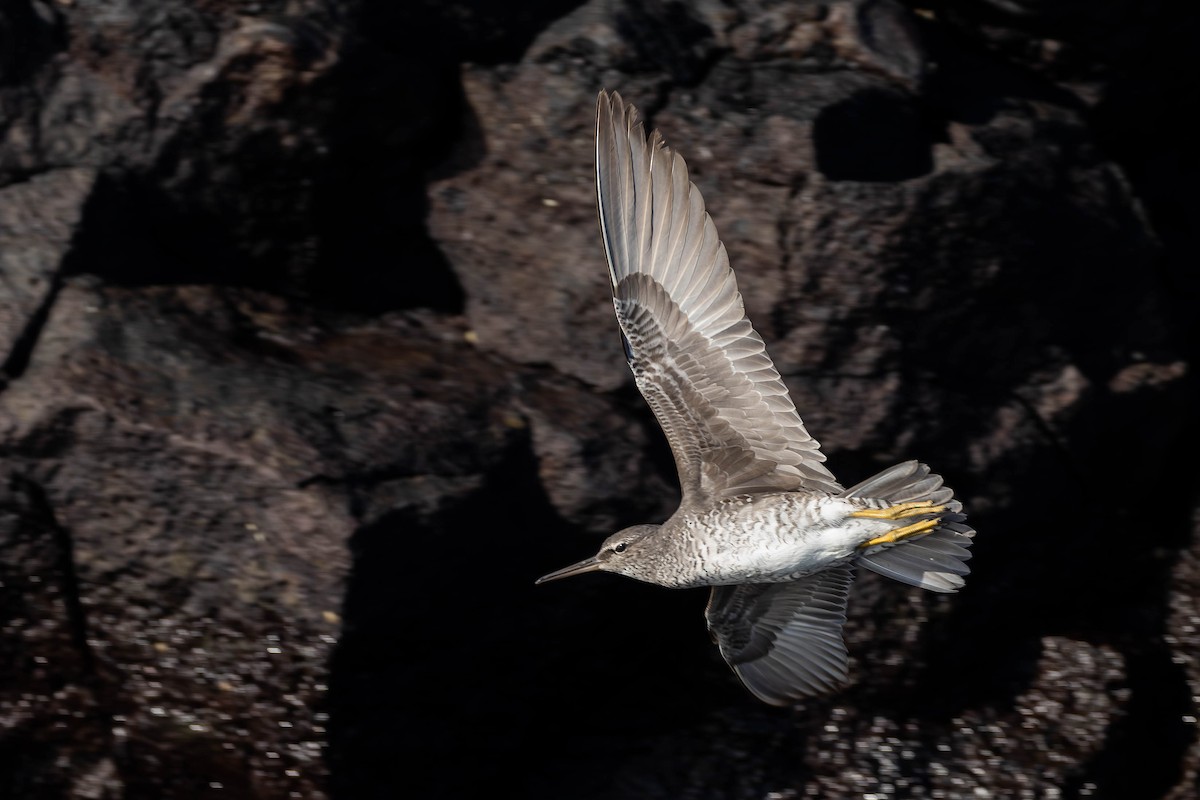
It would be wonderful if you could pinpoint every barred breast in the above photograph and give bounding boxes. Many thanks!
[661,493,873,586]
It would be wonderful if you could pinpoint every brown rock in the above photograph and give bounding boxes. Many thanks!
[0,168,95,374]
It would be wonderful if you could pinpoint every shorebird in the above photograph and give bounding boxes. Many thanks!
[537,91,975,706]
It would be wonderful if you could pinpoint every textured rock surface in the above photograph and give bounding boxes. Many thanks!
[1,0,1197,798]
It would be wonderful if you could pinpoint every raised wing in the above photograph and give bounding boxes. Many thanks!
[596,90,840,503]
[705,567,854,705]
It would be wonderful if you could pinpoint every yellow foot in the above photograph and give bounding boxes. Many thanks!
[859,517,940,549]
[849,500,946,521]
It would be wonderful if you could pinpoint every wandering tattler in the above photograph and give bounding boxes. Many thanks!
[537,91,975,706]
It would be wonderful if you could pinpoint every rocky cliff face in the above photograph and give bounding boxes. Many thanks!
[2,0,1197,797]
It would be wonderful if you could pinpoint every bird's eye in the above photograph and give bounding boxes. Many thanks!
[613,542,627,554]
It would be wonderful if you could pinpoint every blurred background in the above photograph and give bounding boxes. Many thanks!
[1,0,1197,797]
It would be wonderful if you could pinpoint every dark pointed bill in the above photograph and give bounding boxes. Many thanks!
[536,557,602,584]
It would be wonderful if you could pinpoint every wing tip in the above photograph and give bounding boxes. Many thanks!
[598,88,657,151]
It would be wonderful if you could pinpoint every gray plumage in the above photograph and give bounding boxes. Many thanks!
[537,91,976,706]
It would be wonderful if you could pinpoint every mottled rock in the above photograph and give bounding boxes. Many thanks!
[0,279,525,797]
[1166,504,1200,799]
[0,167,94,374]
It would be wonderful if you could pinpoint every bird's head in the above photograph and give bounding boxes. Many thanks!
[536,524,662,584]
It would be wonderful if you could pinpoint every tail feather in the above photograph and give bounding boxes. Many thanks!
[841,460,959,510]
[842,461,975,593]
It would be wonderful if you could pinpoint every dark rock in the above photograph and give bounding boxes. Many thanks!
[1,0,1197,797]
[0,168,94,378]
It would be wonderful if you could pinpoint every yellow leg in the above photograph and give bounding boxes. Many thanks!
[849,500,946,521]
[859,517,940,549]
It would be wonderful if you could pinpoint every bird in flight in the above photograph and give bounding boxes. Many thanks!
[537,91,975,706]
